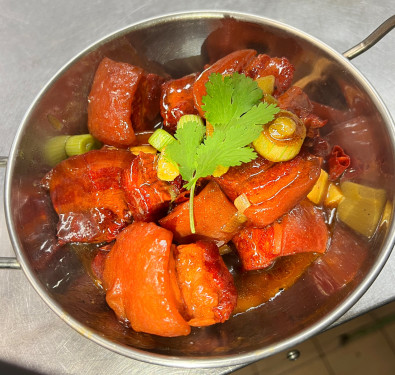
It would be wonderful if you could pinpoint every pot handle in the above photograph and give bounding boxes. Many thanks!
[343,15,395,59]
[0,156,21,270]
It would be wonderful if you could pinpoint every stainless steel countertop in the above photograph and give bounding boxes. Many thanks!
[1,1,394,374]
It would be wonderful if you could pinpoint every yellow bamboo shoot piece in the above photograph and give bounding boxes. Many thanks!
[213,165,229,177]
[157,148,180,181]
[324,183,344,207]
[337,181,386,237]
[307,169,329,204]
[256,75,275,95]
[219,244,233,256]
[129,145,157,155]
[234,193,251,213]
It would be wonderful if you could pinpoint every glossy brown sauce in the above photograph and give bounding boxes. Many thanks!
[230,252,319,314]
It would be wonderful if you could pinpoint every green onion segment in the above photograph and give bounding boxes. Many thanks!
[148,129,175,151]
[65,134,101,157]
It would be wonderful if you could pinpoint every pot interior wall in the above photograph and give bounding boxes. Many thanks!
[7,14,395,360]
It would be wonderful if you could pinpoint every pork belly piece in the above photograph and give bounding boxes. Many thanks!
[233,200,328,270]
[243,54,295,96]
[42,149,134,244]
[121,152,176,222]
[102,222,190,337]
[131,72,165,132]
[215,156,273,201]
[88,57,163,147]
[242,154,321,227]
[193,49,257,116]
[159,181,244,246]
[160,73,199,133]
[175,241,237,326]
[277,86,327,129]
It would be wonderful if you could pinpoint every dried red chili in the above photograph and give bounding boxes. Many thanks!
[328,145,351,180]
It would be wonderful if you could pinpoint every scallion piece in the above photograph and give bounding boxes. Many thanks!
[43,135,70,166]
[177,114,204,129]
[252,111,306,162]
[65,134,102,156]
[148,129,175,151]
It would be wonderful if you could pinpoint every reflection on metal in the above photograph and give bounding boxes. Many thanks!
[293,57,332,89]
[0,257,21,269]
[343,15,395,60]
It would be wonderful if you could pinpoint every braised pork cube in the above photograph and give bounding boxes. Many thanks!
[88,57,163,147]
[122,152,176,222]
[102,222,190,337]
[233,200,328,270]
[175,241,237,326]
[42,149,134,244]
[243,154,321,227]
[277,86,327,129]
[215,156,273,201]
[217,153,321,227]
[159,181,244,246]
[243,54,295,96]
[160,73,199,133]
[193,49,256,116]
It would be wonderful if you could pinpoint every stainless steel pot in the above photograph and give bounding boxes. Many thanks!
[1,11,395,368]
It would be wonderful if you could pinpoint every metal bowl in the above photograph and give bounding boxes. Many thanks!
[4,11,395,368]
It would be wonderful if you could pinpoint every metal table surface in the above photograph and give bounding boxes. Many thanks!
[1,0,394,374]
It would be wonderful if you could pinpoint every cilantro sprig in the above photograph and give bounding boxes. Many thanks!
[166,72,280,233]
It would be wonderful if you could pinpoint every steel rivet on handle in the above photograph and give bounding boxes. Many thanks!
[287,349,301,361]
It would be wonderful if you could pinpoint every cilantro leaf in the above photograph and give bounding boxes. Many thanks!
[164,72,280,233]
[202,73,234,125]
[165,120,205,182]
[202,72,264,126]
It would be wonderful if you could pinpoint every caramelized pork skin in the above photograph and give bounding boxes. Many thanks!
[243,154,321,227]
[193,49,257,116]
[215,156,274,201]
[160,73,199,133]
[175,241,237,326]
[88,57,163,147]
[217,153,321,227]
[42,149,135,244]
[233,200,328,270]
[102,222,191,337]
[122,152,176,222]
[159,181,243,246]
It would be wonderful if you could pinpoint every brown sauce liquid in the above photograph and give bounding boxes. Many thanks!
[230,252,319,314]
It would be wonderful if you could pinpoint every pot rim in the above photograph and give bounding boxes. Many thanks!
[4,10,395,368]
